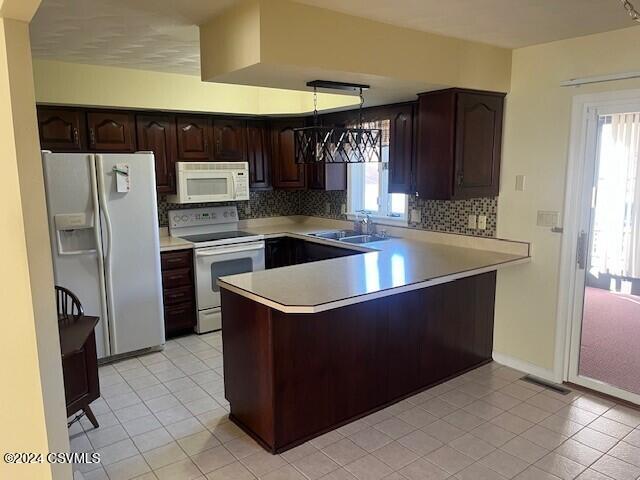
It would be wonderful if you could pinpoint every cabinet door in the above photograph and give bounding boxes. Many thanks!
[87,111,135,151]
[37,107,85,151]
[271,119,305,189]
[136,114,177,194]
[453,92,503,199]
[304,163,347,191]
[246,120,271,189]
[265,237,293,269]
[176,116,212,160]
[388,105,415,194]
[212,118,247,161]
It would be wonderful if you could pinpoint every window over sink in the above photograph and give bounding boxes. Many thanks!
[347,119,408,225]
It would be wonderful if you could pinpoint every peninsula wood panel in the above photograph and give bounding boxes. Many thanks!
[221,271,497,453]
[221,291,275,447]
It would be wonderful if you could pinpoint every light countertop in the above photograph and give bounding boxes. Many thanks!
[218,218,531,313]
[159,234,193,252]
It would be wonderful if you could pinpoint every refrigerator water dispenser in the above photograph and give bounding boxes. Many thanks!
[54,213,96,255]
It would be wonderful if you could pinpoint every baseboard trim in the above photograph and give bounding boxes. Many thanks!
[492,351,557,383]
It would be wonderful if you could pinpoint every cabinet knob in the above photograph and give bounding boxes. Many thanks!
[73,127,79,145]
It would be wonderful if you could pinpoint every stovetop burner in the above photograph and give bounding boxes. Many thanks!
[180,231,256,243]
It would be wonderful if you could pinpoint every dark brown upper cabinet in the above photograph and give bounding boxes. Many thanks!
[136,114,178,194]
[176,116,212,161]
[303,115,347,191]
[304,163,345,191]
[212,118,247,162]
[270,118,306,189]
[415,89,504,200]
[246,120,271,190]
[37,107,86,151]
[388,104,415,194]
[86,111,135,152]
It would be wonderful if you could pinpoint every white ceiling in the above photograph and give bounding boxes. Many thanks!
[30,0,639,77]
[29,0,234,75]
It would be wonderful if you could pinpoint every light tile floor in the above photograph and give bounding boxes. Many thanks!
[71,333,640,480]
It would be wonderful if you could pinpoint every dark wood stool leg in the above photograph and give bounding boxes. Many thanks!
[83,404,99,429]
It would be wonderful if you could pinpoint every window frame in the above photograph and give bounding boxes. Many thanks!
[346,156,409,227]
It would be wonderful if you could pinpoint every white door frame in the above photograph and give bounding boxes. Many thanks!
[556,88,640,405]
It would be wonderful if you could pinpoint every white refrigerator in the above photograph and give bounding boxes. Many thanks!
[42,152,165,359]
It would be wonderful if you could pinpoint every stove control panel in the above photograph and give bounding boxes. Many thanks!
[168,206,238,229]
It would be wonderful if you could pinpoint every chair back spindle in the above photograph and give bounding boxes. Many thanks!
[56,286,84,322]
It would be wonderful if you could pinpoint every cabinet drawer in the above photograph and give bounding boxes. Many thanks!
[161,250,193,270]
[162,268,192,289]
[164,301,196,335]
[163,285,194,306]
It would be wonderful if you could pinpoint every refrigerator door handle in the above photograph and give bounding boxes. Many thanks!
[89,155,112,355]
[96,154,118,353]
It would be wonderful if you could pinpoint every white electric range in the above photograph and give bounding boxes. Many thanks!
[168,206,265,333]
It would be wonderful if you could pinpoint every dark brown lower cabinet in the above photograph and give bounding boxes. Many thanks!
[161,250,197,338]
[265,237,360,269]
[221,271,496,453]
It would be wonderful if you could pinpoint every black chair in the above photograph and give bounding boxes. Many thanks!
[56,286,84,322]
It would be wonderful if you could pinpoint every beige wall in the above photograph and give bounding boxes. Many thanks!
[33,59,358,114]
[494,25,640,375]
[200,0,512,101]
[0,8,70,480]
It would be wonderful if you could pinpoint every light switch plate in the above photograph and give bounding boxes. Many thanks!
[478,215,487,230]
[468,214,477,229]
[340,204,347,215]
[537,210,560,227]
[515,175,526,191]
[410,209,421,223]
[325,202,331,215]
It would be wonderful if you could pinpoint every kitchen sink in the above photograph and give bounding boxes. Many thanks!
[308,229,358,240]
[339,234,390,244]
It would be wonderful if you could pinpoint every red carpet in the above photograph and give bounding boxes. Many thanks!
[579,287,640,395]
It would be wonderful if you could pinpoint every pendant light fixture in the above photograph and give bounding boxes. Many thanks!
[294,80,382,164]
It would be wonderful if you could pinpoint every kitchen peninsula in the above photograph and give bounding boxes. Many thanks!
[217,223,530,453]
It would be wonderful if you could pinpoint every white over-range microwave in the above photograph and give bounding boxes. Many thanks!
[167,162,250,204]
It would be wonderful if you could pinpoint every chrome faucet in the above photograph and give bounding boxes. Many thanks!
[355,210,374,235]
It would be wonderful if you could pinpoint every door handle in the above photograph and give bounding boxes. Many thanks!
[576,230,588,270]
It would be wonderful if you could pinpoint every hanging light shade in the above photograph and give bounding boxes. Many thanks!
[294,81,383,164]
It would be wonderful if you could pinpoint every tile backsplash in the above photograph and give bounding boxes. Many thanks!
[158,190,497,237]
[408,196,497,237]
[157,190,300,227]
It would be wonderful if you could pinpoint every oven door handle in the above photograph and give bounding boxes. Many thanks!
[195,243,264,257]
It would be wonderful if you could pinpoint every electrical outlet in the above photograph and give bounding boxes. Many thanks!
[324,202,331,215]
[246,203,251,215]
[410,209,421,223]
[340,203,347,215]
[478,215,487,230]
[468,214,477,229]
